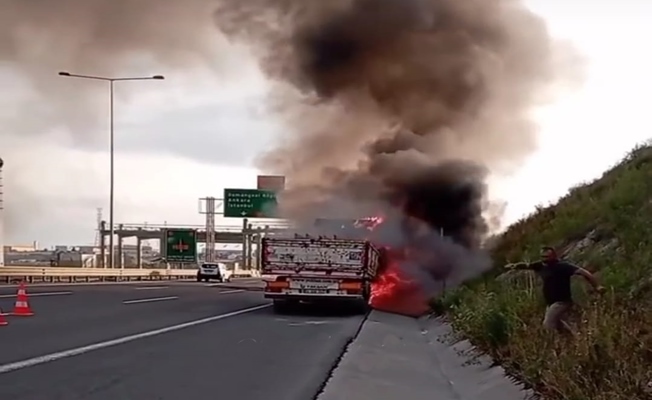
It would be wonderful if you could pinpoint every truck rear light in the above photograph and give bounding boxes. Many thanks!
[339,281,362,291]
[267,281,289,289]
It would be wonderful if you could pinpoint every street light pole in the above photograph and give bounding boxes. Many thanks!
[58,72,164,269]
[109,80,115,271]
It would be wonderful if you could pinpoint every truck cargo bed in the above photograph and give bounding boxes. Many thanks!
[261,236,380,279]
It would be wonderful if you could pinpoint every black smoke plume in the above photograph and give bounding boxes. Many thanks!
[213,0,580,288]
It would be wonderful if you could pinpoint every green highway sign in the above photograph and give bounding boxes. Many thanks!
[224,188,278,218]
[164,229,197,263]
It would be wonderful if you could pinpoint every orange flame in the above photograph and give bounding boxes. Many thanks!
[366,219,430,317]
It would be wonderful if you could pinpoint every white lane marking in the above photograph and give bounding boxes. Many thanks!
[134,286,168,290]
[217,290,245,295]
[0,303,272,375]
[207,282,261,288]
[122,296,178,305]
[0,291,72,299]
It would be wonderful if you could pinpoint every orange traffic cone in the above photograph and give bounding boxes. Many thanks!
[0,308,8,326]
[12,282,34,316]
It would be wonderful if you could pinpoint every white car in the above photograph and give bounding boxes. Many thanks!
[197,262,231,283]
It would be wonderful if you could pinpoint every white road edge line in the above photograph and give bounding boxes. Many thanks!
[0,291,73,299]
[123,296,178,304]
[0,303,272,375]
[134,286,168,290]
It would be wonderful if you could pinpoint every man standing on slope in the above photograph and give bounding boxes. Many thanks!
[506,246,605,334]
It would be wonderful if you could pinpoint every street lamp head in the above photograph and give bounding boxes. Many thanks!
[152,75,165,80]
[58,71,71,77]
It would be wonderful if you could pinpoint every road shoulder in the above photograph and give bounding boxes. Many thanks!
[318,310,534,400]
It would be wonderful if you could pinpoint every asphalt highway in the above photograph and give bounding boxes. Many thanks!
[0,281,366,400]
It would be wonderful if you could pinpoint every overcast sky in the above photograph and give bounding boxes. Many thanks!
[1,0,650,248]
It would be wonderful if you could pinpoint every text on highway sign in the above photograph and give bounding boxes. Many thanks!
[223,188,278,218]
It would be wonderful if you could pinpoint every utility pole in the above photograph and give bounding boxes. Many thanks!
[199,197,223,263]
[95,208,103,247]
[0,157,4,267]
[205,197,216,262]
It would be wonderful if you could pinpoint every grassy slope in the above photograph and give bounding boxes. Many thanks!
[434,144,652,400]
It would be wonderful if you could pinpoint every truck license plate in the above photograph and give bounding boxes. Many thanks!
[290,279,337,290]
[302,289,328,294]
[300,282,332,290]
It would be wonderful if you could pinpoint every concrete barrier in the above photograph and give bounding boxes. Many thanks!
[0,266,196,284]
[231,271,261,278]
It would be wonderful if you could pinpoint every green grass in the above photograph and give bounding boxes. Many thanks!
[433,142,652,400]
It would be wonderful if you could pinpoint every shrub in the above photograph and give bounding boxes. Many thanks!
[438,143,652,400]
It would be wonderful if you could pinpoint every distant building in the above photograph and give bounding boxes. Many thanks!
[7,241,40,252]
[3,241,161,268]
[78,246,95,254]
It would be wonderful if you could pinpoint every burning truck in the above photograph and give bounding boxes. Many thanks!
[261,217,436,316]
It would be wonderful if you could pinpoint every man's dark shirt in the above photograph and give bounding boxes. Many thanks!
[523,260,579,305]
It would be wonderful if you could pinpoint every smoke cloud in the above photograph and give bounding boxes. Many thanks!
[213,0,581,291]
[0,0,241,240]
[0,0,236,137]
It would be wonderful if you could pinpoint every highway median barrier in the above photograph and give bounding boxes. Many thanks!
[0,266,197,284]
[231,273,252,278]
[229,270,261,279]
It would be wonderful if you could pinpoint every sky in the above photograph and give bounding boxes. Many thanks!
[1,1,650,248]
[491,1,652,221]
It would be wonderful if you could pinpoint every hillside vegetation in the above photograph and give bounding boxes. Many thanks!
[434,143,652,400]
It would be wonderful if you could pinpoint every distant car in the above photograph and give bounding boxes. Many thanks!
[197,262,231,283]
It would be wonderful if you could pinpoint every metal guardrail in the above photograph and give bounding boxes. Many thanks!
[0,266,196,284]
[115,224,241,233]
